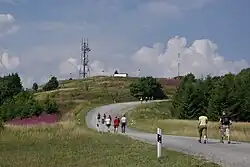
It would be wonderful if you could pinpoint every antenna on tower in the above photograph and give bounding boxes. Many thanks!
[79,37,91,78]
[177,53,180,77]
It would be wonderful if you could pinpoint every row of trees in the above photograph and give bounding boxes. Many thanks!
[0,73,58,122]
[32,76,59,92]
[173,68,250,122]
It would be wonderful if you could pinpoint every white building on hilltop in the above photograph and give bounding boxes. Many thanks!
[113,73,128,77]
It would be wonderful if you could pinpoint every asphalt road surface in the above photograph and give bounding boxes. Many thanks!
[86,101,250,167]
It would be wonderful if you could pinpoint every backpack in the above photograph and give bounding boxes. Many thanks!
[221,116,230,125]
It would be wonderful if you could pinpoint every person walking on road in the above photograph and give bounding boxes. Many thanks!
[113,117,119,133]
[105,116,111,132]
[118,117,120,125]
[97,113,101,123]
[121,115,127,133]
[101,114,105,125]
[219,111,232,144]
[198,115,208,144]
[96,113,101,132]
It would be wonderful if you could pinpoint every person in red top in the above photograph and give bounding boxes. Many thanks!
[113,117,119,133]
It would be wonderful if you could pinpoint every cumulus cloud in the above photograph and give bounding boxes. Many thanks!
[59,58,117,77]
[89,60,118,76]
[132,36,249,77]
[59,57,80,75]
[0,14,19,36]
[0,52,20,69]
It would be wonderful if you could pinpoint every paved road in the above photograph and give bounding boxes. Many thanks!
[86,101,250,167]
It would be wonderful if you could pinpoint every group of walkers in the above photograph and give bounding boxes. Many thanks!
[198,111,232,144]
[97,113,127,133]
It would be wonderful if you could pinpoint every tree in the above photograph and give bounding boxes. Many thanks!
[0,73,23,105]
[130,76,166,99]
[172,70,250,122]
[43,76,59,91]
[32,82,38,91]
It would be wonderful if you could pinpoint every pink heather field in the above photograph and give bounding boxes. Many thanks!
[7,114,58,125]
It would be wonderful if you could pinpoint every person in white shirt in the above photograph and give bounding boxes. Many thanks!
[105,116,111,132]
[198,115,208,144]
[121,115,127,133]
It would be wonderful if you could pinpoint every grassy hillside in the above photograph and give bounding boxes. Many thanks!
[0,76,219,167]
[127,101,250,142]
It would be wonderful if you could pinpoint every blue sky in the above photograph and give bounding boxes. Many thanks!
[0,0,249,87]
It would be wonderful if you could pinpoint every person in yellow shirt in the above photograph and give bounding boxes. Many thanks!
[198,115,208,144]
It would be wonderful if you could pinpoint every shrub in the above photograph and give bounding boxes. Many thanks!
[130,76,166,99]
[42,95,58,114]
[43,76,59,91]
[32,82,38,91]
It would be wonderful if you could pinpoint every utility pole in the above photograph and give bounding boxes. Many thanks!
[79,38,91,78]
[177,53,180,77]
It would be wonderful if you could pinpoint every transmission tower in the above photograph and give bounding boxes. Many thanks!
[79,37,91,78]
[177,53,180,77]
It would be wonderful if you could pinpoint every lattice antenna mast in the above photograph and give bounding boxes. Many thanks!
[86,38,90,77]
[79,37,91,78]
[177,53,180,77]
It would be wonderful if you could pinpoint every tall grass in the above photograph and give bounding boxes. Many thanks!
[128,101,250,142]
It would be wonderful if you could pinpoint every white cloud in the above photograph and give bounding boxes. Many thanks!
[132,36,249,77]
[89,60,118,76]
[0,13,19,36]
[59,57,80,75]
[59,58,117,77]
[0,51,20,69]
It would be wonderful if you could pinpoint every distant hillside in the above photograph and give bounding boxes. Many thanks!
[35,76,177,116]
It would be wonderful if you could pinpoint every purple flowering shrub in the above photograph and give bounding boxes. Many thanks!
[7,113,58,125]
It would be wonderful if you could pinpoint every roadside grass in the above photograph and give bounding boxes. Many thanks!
[127,101,250,142]
[0,77,219,167]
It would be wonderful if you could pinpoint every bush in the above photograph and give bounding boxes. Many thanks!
[32,82,38,91]
[43,76,59,91]
[0,92,44,120]
[0,91,59,122]
[0,73,60,122]
[130,76,166,99]
[42,95,58,114]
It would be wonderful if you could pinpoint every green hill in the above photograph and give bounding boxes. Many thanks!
[0,76,219,167]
